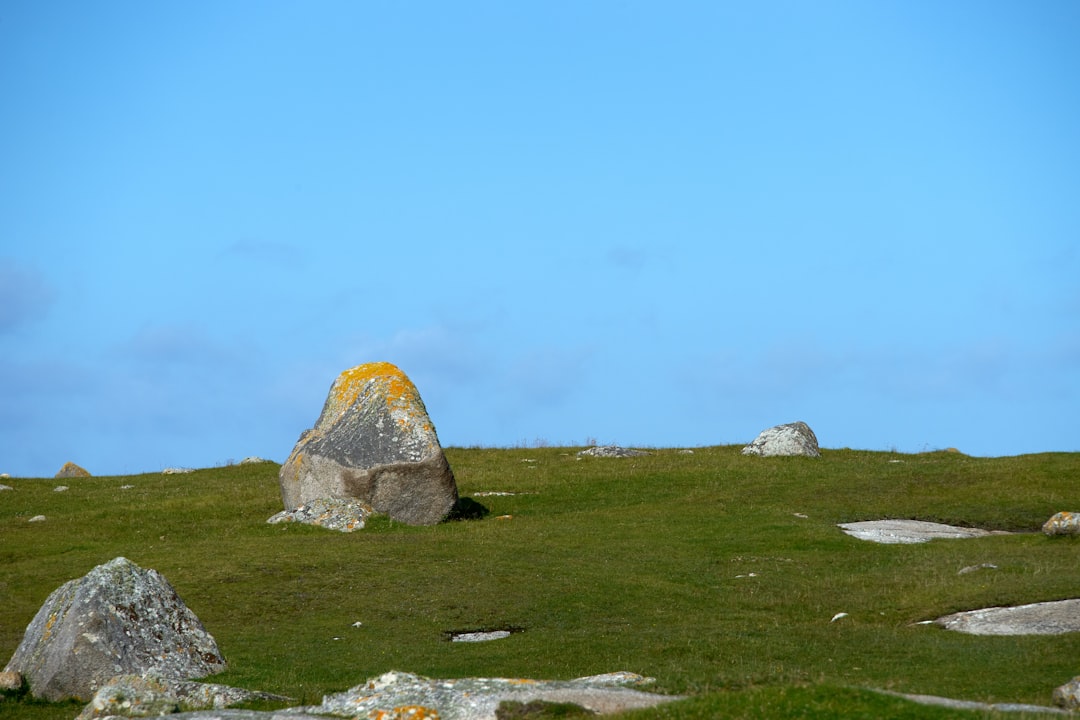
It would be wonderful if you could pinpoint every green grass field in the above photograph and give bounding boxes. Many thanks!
[2,446,1077,719]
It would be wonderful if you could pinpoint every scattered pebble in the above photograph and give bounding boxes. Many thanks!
[831,612,849,622]
[0,484,13,491]
[54,485,69,492]
[28,515,46,523]
[119,485,135,490]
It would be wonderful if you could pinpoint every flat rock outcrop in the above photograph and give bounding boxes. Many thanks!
[3,557,226,701]
[103,671,680,720]
[838,520,1010,544]
[742,421,820,457]
[577,446,650,458]
[278,362,457,526]
[312,670,679,718]
[934,598,1080,636]
[76,672,291,719]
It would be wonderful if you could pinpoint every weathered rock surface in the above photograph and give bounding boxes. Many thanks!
[741,421,820,457]
[576,446,650,458]
[279,362,457,526]
[934,598,1080,635]
[312,670,679,719]
[117,671,680,720]
[0,670,22,691]
[266,498,372,532]
[839,519,1010,544]
[3,557,226,701]
[55,461,91,478]
[1054,676,1080,710]
[874,689,1071,715]
[76,672,291,720]
[0,484,12,491]
[1043,511,1080,536]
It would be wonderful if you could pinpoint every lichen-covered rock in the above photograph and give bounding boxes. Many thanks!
[266,498,372,532]
[742,421,821,457]
[934,598,1080,636]
[76,672,291,719]
[576,446,650,458]
[55,461,91,478]
[1054,676,1080,710]
[278,362,457,526]
[0,670,22,692]
[311,670,679,719]
[1043,511,1080,536]
[3,557,226,701]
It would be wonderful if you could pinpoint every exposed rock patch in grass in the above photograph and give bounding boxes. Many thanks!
[872,688,1072,715]
[934,598,1080,635]
[576,446,649,458]
[837,519,1011,544]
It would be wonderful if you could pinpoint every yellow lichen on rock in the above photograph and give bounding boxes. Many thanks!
[368,706,441,720]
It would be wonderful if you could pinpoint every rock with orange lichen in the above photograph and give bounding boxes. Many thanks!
[55,461,91,478]
[1043,511,1080,536]
[278,362,457,526]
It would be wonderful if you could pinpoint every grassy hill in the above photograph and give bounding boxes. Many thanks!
[2,446,1077,719]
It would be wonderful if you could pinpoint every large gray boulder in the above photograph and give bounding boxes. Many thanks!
[3,557,226,701]
[278,362,458,526]
[742,421,821,457]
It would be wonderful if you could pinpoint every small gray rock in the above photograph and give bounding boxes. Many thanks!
[742,421,820,457]
[266,498,372,532]
[1054,676,1080,710]
[1043,511,1080,536]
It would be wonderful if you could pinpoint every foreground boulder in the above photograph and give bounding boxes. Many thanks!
[3,557,226,701]
[312,670,679,718]
[742,421,821,457]
[279,362,457,526]
[1043,511,1080,536]
[1054,676,1080,710]
[76,672,291,719]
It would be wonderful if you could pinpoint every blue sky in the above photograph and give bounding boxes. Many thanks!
[2,1,1078,476]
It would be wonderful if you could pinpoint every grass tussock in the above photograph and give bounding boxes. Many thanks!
[1,447,1077,719]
